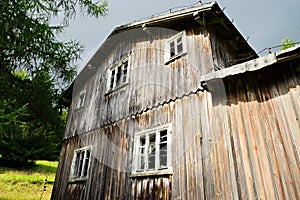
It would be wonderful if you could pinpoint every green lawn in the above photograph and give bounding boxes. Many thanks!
[0,160,58,200]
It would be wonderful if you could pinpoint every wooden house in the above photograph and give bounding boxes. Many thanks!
[52,2,300,199]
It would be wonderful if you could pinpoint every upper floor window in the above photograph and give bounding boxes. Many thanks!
[133,124,172,174]
[107,58,129,92]
[70,146,92,181]
[76,90,86,109]
[165,31,187,64]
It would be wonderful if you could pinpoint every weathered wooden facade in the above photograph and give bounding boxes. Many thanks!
[52,2,300,199]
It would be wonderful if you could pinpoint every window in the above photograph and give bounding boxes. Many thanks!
[165,31,187,64]
[76,90,86,109]
[70,146,92,180]
[133,124,172,173]
[107,59,129,92]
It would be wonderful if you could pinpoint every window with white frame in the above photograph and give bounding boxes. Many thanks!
[76,90,86,109]
[133,124,172,173]
[107,58,129,92]
[165,31,187,64]
[70,146,92,180]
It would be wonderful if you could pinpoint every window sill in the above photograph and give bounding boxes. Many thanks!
[68,177,88,183]
[165,52,187,65]
[130,169,172,178]
[105,82,129,96]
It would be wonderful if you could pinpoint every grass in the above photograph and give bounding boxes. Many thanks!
[0,160,58,200]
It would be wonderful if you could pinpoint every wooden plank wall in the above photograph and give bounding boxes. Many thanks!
[53,63,299,200]
[62,23,241,139]
[52,14,299,198]
[219,62,300,200]
[52,61,300,199]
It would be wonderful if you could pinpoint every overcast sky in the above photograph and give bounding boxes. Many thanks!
[59,0,300,70]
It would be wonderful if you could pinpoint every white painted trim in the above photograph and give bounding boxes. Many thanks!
[133,123,173,175]
[76,90,86,109]
[69,145,92,181]
[164,31,187,64]
[106,56,131,93]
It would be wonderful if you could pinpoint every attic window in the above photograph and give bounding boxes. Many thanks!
[76,90,86,109]
[107,58,129,92]
[132,124,172,176]
[165,31,187,64]
[70,146,92,181]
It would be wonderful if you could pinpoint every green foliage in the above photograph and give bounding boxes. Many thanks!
[0,0,108,167]
[0,0,108,85]
[0,70,63,166]
[281,38,295,50]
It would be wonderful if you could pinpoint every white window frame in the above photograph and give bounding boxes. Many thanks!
[165,31,187,64]
[70,146,92,181]
[107,58,129,92]
[133,123,172,175]
[76,90,86,109]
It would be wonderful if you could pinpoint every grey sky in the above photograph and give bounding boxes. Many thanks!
[59,0,300,70]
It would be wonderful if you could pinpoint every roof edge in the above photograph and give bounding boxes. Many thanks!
[110,2,217,35]
[201,45,300,82]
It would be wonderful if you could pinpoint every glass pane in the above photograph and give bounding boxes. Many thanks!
[78,93,85,108]
[148,134,156,169]
[170,41,175,57]
[159,130,168,168]
[177,43,183,54]
[138,147,145,170]
[159,143,167,168]
[83,150,90,177]
[177,37,182,44]
[74,152,80,177]
[177,36,183,54]
[122,62,128,83]
[78,151,84,177]
[116,66,122,86]
[160,130,167,142]
[138,136,146,171]
[110,70,115,90]
[140,136,145,146]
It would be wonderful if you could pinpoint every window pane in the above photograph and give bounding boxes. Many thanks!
[170,41,175,57]
[177,37,183,54]
[122,62,128,83]
[78,93,85,108]
[138,146,145,170]
[148,133,156,169]
[110,70,115,90]
[116,66,122,86]
[83,150,90,177]
[159,143,167,168]
[138,136,146,171]
[177,37,182,44]
[159,130,168,168]
[160,130,167,142]
[74,152,80,177]
[78,151,85,177]
[177,44,183,54]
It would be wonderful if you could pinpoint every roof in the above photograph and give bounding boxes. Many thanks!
[59,1,258,106]
[109,1,257,60]
[111,2,217,34]
[201,44,300,82]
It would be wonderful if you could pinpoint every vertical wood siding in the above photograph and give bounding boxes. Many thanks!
[63,23,241,139]
[52,11,299,198]
[53,61,300,199]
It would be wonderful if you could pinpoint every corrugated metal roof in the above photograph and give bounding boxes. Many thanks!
[201,45,300,82]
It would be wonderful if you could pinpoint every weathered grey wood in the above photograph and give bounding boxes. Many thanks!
[52,2,300,199]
